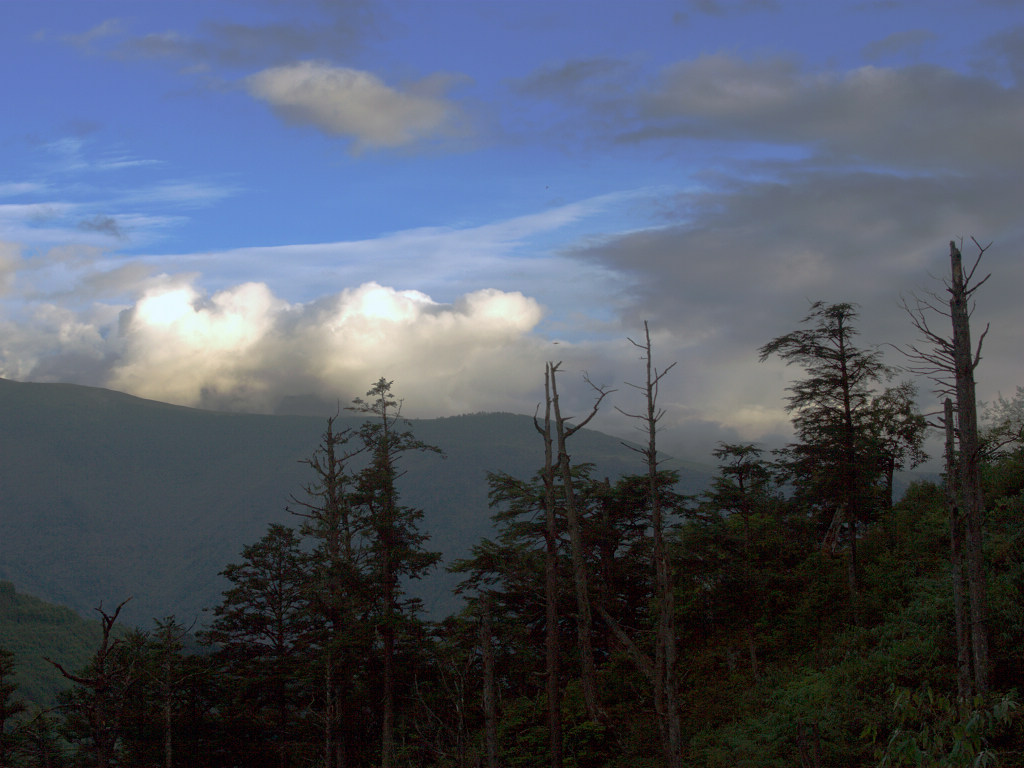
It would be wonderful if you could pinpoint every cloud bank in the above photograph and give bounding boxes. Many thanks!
[1,263,550,418]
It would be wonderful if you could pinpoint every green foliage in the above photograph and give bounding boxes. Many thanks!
[0,646,26,764]
[0,581,105,707]
[872,686,1018,767]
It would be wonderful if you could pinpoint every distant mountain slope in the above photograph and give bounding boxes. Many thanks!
[0,580,104,707]
[0,379,711,626]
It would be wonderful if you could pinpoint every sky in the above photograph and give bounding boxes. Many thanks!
[2,0,1023,465]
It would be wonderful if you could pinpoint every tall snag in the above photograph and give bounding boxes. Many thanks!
[944,398,972,699]
[949,241,991,694]
[901,238,992,694]
[46,598,135,768]
[533,365,564,768]
[547,361,612,723]
[615,322,682,768]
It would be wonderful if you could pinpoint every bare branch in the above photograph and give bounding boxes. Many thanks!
[595,603,654,681]
[560,370,615,438]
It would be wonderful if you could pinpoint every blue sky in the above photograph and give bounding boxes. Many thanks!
[2,0,1023,461]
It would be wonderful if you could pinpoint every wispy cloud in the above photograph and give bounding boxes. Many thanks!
[77,215,125,239]
[54,4,381,71]
[41,136,163,175]
[0,182,48,197]
[122,180,241,208]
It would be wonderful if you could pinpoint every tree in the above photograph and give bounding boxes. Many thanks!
[705,442,774,679]
[944,398,972,699]
[349,377,443,768]
[547,362,612,725]
[0,647,26,766]
[289,415,373,768]
[453,459,616,768]
[534,366,565,768]
[614,322,682,768]
[901,239,993,694]
[46,598,136,768]
[118,617,210,768]
[759,301,907,620]
[864,382,928,513]
[478,595,500,768]
[202,524,315,767]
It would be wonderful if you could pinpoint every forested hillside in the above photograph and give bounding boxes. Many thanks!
[0,582,106,707]
[0,379,707,627]
[1,255,1023,767]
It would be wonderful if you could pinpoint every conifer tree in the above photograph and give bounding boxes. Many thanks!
[203,524,314,767]
[289,415,372,768]
[0,647,25,766]
[760,302,894,619]
[349,377,443,768]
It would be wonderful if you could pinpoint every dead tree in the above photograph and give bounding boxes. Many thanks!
[944,398,972,699]
[900,238,992,695]
[615,323,683,768]
[533,366,564,768]
[547,361,612,723]
[46,598,135,768]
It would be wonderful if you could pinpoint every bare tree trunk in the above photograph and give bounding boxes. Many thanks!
[945,398,973,698]
[324,648,336,768]
[836,322,861,624]
[381,578,396,768]
[535,368,563,768]
[163,691,173,768]
[737,481,760,681]
[619,323,682,768]
[949,240,990,694]
[479,596,500,768]
[847,518,859,626]
[549,363,602,722]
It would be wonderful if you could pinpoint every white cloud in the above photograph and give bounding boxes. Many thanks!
[110,281,287,409]
[245,61,469,151]
[91,280,548,416]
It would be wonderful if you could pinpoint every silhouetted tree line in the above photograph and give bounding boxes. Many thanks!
[2,241,1023,767]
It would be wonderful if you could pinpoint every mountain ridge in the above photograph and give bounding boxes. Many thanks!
[0,378,712,626]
